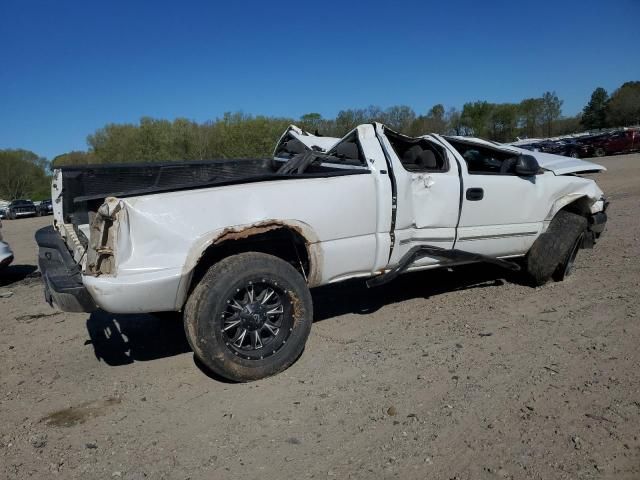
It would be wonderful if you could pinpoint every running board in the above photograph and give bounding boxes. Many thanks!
[366,245,521,288]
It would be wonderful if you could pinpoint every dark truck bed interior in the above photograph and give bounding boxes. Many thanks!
[59,157,368,225]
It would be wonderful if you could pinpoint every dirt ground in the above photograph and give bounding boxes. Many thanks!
[1,154,639,480]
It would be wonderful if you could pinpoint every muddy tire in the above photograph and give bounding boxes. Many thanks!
[184,252,313,382]
[525,210,587,286]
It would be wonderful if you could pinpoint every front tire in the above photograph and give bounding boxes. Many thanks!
[525,210,587,286]
[184,252,313,382]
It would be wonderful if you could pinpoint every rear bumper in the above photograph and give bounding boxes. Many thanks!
[35,226,97,313]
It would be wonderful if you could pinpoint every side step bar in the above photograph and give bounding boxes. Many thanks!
[367,245,521,288]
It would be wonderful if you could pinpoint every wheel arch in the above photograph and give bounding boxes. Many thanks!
[545,194,593,225]
[177,220,322,309]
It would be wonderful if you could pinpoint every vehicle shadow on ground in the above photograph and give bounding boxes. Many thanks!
[0,264,39,287]
[85,310,191,366]
[83,264,527,375]
[85,310,235,382]
[313,263,527,322]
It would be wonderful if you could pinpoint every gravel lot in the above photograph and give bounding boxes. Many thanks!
[1,154,639,480]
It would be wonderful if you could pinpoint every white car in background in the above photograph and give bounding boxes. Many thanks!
[0,219,14,269]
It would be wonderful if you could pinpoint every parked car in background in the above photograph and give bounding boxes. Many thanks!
[543,139,591,158]
[37,199,53,216]
[0,219,14,269]
[511,128,640,159]
[6,199,37,219]
[514,141,543,152]
[589,129,640,157]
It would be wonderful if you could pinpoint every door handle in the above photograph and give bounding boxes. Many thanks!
[423,175,434,188]
[414,174,435,188]
[466,188,484,201]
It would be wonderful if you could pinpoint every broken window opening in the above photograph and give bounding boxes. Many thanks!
[384,128,448,173]
[445,139,521,175]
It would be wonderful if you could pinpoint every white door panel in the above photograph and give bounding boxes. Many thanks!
[411,172,461,229]
[378,129,461,267]
[458,175,549,227]
[435,136,556,258]
[456,222,541,256]
[457,175,549,256]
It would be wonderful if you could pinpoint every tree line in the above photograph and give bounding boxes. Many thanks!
[2,81,638,201]
[52,94,567,166]
[52,81,639,168]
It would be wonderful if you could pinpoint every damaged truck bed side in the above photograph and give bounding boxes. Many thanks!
[37,123,608,381]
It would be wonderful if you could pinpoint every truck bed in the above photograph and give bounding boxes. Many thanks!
[58,158,366,225]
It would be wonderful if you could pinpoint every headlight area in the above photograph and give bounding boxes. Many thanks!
[589,196,609,214]
[584,197,608,248]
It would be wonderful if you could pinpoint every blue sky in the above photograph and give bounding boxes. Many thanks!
[1,0,639,159]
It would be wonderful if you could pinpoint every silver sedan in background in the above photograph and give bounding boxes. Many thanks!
[0,219,14,269]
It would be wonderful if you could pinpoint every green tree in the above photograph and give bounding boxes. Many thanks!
[488,104,519,142]
[0,149,50,200]
[408,104,448,135]
[335,108,367,133]
[553,115,582,136]
[425,104,447,133]
[446,107,463,135]
[518,98,544,138]
[52,151,96,167]
[606,81,640,127]
[299,113,323,133]
[581,87,608,130]
[540,91,563,137]
[88,123,142,163]
[461,101,494,138]
[382,105,416,132]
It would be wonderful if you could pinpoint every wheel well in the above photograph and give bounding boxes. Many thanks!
[188,227,311,295]
[561,196,591,218]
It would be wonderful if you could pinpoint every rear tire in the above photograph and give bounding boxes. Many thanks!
[184,252,313,382]
[525,210,587,286]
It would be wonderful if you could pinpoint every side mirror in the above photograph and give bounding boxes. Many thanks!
[514,154,540,176]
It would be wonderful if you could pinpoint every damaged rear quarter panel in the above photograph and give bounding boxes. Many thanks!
[86,174,379,312]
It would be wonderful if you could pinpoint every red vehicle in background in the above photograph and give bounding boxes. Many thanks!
[590,129,640,157]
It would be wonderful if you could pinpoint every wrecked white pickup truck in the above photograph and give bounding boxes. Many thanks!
[36,124,608,381]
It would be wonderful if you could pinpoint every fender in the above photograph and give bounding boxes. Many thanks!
[175,219,323,308]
